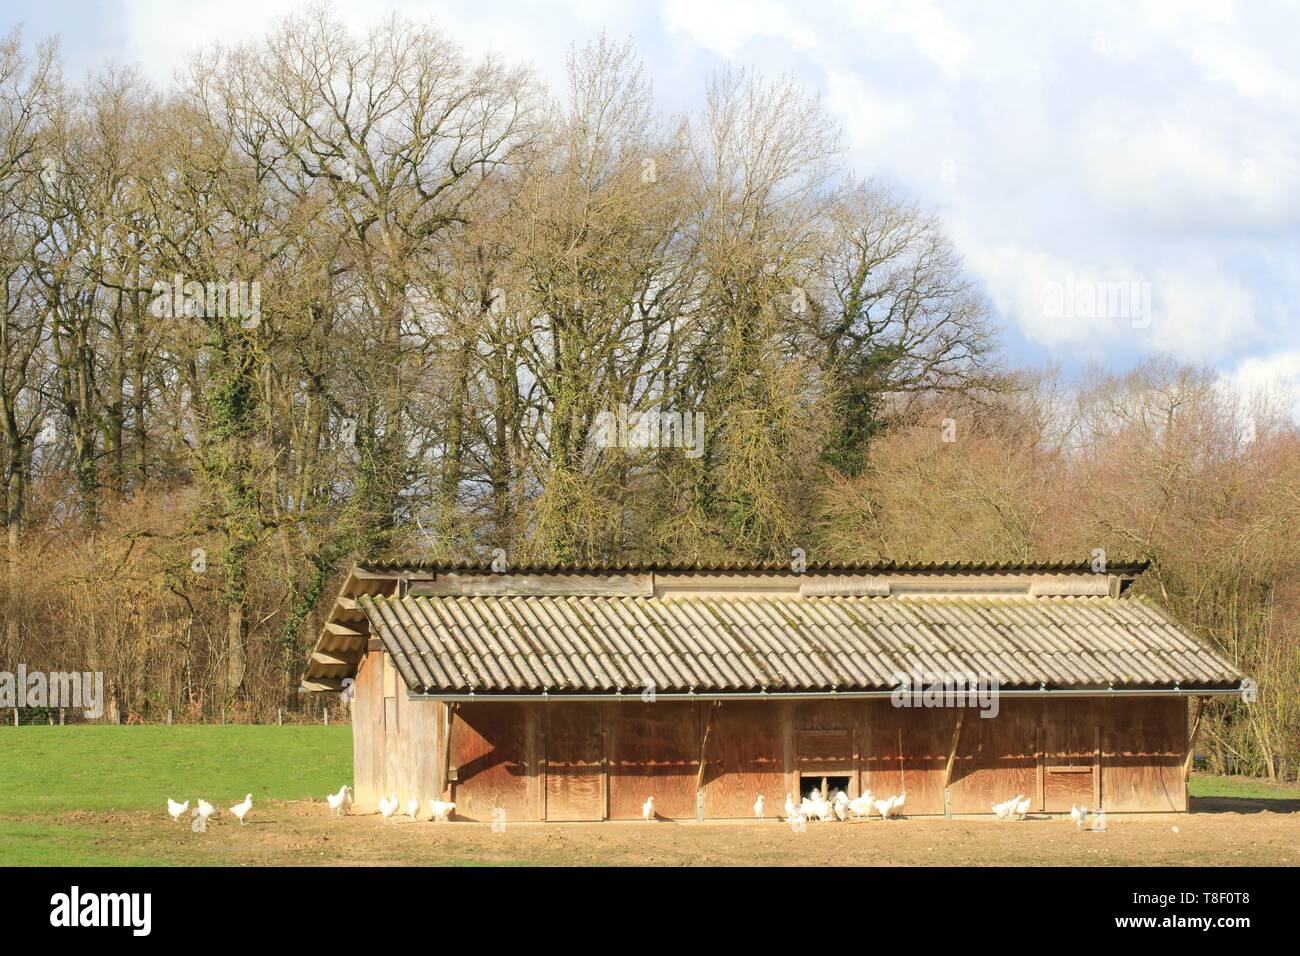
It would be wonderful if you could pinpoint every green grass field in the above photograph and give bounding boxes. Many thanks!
[1188,772,1300,801]
[0,726,351,865]
[0,727,1294,866]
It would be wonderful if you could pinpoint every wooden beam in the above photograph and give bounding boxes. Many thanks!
[325,621,368,638]
[695,701,720,793]
[335,596,361,612]
[299,678,347,692]
[942,710,966,789]
[1183,696,1207,782]
[310,649,363,668]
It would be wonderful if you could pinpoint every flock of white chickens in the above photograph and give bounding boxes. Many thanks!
[168,785,1108,829]
[372,791,458,825]
[166,794,253,827]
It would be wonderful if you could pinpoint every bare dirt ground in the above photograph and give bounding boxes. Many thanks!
[74,797,1299,866]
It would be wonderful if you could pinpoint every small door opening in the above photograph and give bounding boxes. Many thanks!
[802,774,852,801]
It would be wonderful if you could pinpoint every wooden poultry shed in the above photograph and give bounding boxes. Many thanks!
[301,560,1244,820]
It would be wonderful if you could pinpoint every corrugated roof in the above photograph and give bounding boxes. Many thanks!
[357,592,1241,694]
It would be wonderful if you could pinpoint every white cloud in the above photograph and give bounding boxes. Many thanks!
[1224,351,1300,422]
[659,0,818,59]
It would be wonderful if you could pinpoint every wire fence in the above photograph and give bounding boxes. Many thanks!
[4,697,352,727]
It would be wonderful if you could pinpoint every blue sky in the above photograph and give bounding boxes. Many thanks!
[9,0,1300,413]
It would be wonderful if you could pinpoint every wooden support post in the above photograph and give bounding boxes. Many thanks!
[1183,697,1207,782]
[323,706,328,726]
[13,708,18,727]
[441,702,458,799]
[166,709,173,725]
[277,707,282,726]
[943,710,966,789]
[59,708,65,726]
[695,701,720,795]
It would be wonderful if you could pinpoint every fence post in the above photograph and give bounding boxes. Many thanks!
[221,706,226,725]
[277,708,282,726]
[323,707,328,726]
[167,709,173,725]
[59,708,65,725]
[12,708,17,727]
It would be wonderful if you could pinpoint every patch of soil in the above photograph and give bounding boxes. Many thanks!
[113,801,1300,867]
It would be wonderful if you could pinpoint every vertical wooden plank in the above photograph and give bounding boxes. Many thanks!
[1093,723,1102,808]
[602,703,611,822]
[852,703,862,798]
[1035,724,1045,811]
[782,701,794,804]
[524,704,541,821]
[545,702,606,820]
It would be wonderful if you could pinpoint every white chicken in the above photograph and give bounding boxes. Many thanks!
[642,796,656,821]
[783,793,797,820]
[802,793,834,822]
[1012,795,1032,820]
[230,793,253,825]
[753,795,765,819]
[992,794,1025,821]
[874,793,906,819]
[378,793,399,825]
[428,799,456,822]
[407,797,420,821]
[832,791,850,821]
[167,798,189,823]
[326,785,352,817]
[1069,804,1089,831]
[848,792,874,819]
[194,798,217,826]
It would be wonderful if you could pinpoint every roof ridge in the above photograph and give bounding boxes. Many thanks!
[356,557,1151,575]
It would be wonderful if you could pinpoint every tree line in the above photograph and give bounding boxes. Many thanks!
[0,10,1293,780]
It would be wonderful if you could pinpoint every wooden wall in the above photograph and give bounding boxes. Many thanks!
[352,677,1190,818]
[350,649,441,810]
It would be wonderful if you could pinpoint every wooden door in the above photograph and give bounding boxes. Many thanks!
[1042,701,1098,812]
[545,703,606,820]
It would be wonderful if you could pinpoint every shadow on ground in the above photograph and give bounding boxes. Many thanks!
[1190,795,1300,814]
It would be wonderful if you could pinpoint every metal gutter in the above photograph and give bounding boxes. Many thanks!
[407,686,1244,703]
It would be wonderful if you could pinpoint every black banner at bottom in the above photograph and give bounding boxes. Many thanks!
[0,865,1281,942]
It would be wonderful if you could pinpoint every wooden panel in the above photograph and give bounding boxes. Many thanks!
[350,650,385,808]
[861,700,949,813]
[607,702,698,820]
[392,695,440,810]
[450,702,534,822]
[545,703,606,821]
[1102,697,1185,812]
[701,701,784,818]
[1043,699,1096,812]
[795,730,854,765]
